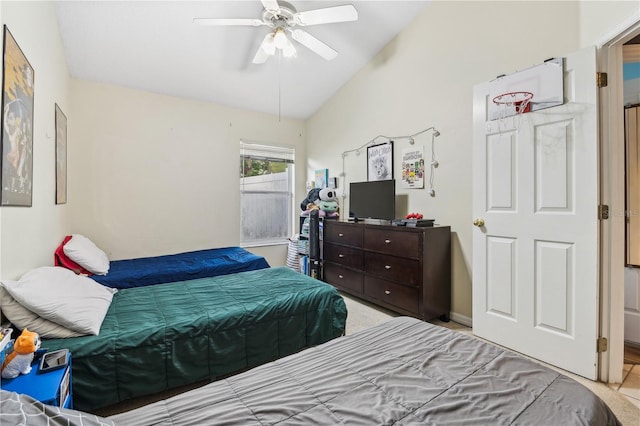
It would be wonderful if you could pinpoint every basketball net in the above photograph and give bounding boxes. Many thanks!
[493,91,533,132]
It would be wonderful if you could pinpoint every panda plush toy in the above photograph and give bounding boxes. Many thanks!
[300,188,339,218]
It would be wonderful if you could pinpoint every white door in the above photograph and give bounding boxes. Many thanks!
[472,46,599,379]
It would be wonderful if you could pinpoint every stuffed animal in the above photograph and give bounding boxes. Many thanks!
[1,328,41,379]
[318,188,337,202]
[300,188,322,211]
[319,200,339,213]
[300,187,340,218]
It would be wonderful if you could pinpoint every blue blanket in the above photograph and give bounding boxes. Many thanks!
[91,246,269,289]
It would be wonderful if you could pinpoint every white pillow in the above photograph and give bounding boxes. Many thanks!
[63,234,110,275]
[1,267,117,336]
[0,285,83,338]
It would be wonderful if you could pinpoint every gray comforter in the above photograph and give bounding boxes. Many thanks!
[108,317,620,425]
[0,317,620,425]
[0,390,115,426]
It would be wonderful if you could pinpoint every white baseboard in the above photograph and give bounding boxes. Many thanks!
[449,312,472,328]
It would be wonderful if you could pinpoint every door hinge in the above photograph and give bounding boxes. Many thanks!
[598,204,609,220]
[597,72,608,88]
[597,337,608,353]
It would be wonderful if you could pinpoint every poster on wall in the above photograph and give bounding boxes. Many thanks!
[55,104,67,204]
[315,168,328,188]
[1,25,35,206]
[367,141,393,181]
[401,146,425,189]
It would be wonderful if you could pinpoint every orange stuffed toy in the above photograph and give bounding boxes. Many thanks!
[1,329,41,379]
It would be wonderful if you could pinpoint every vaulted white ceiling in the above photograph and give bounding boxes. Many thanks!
[54,1,430,119]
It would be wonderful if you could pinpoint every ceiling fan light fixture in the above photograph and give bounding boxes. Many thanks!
[282,40,297,58]
[263,27,296,58]
[262,33,276,56]
[273,28,288,49]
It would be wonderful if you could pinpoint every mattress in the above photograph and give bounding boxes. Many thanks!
[91,246,269,289]
[110,317,620,426]
[42,267,347,412]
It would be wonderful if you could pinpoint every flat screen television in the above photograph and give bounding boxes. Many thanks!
[349,179,395,221]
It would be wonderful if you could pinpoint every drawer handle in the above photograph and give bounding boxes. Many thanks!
[384,290,391,295]
[384,265,391,270]
[338,233,344,237]
[338,254,344,258]
[338,275,344,279]
[384,239,391,244]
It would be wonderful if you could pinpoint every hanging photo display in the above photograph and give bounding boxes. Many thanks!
[401,146,424,188]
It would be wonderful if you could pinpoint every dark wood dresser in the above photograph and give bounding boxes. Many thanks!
[323,220,451,321]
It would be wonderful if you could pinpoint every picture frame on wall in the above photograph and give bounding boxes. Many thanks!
[1,25,35,207]
[55,104,67,204]
[367,141,394,181]
[315,168,328,189]
[401,146,425,189]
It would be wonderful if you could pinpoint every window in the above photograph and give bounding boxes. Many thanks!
[240,141,295,246]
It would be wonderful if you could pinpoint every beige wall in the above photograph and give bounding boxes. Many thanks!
[69,80,305,263]
[305,1,583,321]
[0,1,71,280]
[579,0,640,46]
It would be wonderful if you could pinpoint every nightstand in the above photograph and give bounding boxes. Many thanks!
[1,351,72,408]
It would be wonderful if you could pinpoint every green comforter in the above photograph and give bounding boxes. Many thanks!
[42,267,347,412]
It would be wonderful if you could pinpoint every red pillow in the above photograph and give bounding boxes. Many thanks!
[54,235,92,275]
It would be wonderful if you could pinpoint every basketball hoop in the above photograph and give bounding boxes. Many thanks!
[493,91,534,115]
[492,91,533,132]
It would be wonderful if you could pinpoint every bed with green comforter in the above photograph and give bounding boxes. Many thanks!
[42,266,347,412]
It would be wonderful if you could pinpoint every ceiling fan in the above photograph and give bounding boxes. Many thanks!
[193,0,358,64]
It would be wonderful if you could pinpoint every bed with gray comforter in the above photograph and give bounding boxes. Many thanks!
[112,316,619,425]
[0,317,620,425]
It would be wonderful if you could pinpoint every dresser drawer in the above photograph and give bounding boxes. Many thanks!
[364,228,421,258]
[364,276,419,314]
[324,243,363,269]
[324,222,363,248]
[324,263,363,294]
[364,252,421,286]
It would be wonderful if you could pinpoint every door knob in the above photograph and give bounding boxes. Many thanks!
[473,218,485,227]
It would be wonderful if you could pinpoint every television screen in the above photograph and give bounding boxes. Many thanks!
[349,180,395,221]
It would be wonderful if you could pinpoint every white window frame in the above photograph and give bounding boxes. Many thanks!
[240,141,295,247]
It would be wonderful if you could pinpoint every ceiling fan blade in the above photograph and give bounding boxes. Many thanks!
[193,18,265,27]
[290,29,338,61]
[253,32,275,64]
[294,5,358,26]
[261,0,281,14]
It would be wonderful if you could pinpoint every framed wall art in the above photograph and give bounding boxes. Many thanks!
[367,141,394,181]
[315,168,328,189]
[55,104,67,204]
[1,25,35,206]
[401,146,424,189]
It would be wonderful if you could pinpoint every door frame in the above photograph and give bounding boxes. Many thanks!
[598,17,640,384]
